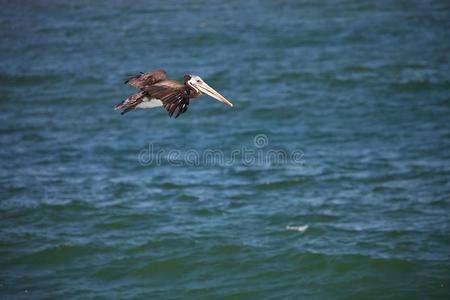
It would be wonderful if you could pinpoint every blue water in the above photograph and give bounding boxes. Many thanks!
[1,1,450,299]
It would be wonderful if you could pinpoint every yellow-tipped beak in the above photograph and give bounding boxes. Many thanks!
[196,82,234,108]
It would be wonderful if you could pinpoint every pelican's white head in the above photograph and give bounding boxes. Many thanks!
[184,75,233,107]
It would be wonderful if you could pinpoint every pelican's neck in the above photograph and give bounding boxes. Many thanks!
[187,87,202,98]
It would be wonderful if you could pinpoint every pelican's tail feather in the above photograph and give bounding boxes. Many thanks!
[114,101,126,110]
[114,91,146,114]
[120,105,138,115]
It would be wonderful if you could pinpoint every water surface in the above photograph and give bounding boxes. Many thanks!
[1,1,449,299]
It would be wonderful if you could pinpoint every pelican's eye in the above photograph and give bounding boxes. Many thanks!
[197,80,201,83]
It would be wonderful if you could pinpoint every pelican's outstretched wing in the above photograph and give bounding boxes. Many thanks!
[143,82,190,118]
[125,69,167,89]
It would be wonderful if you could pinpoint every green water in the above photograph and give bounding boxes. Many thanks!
[1,0,449,299]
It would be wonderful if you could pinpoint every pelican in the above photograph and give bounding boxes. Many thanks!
[114,69,233,118]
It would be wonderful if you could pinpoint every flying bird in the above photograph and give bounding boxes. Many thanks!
[114,69,233,118]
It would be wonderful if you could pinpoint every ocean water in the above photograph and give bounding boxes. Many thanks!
[1,0,450,299]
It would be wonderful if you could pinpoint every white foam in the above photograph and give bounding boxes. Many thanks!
[286,225,309,232]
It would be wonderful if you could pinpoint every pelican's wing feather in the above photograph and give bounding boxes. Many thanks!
[143,82,190,118]
[125,69,167,88]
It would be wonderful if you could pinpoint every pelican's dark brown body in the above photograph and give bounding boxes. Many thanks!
[114,70,201,118]
[114,69,233,118]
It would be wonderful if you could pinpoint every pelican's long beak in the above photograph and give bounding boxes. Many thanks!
[196,82,234,108]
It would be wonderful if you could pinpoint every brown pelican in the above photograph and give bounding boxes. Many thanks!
[114,69,233,118]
